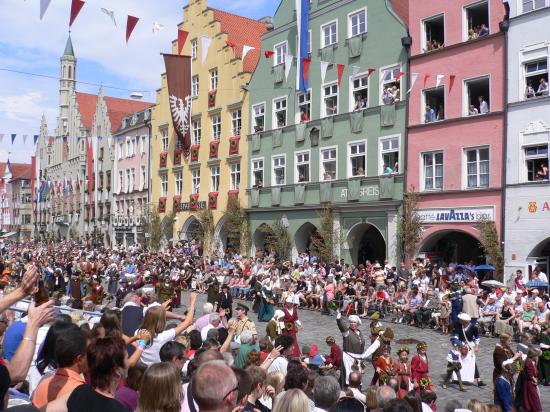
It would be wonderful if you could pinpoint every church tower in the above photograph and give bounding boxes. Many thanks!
[58,35,76,137]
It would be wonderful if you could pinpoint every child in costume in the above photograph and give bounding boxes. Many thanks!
[374,345,394,385]
[394,347,413,398]
[441,337,466,391]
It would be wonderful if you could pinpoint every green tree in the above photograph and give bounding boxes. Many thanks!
[145,208,163,251]
[477,219,503,279]
[262,219,291,262]
[193,208,215,259]
[224,196,250,256]
[396,189,423,264]
[161,211,175,244]
[310,204,342,263]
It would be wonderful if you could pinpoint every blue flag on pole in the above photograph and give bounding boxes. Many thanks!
[11,134,16,144]
[296,0,309,92]
[34,135,39,145]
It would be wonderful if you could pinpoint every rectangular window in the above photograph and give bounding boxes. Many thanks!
[140,136,146,154]
[191,39,198,59]
[465,1,489,41]
[192,75,199,97]
[422,14,445,52]
[351,74,369,110]
[175,172,182,196]
[465,76,490,116]
[524,58,549,99]
[297,90,311,122]
[274,41,287,66]
[272,155,286,186]
[211,166,220,192]
[422,152,444,190]
[273,97,287,128]
[118,143,124,159]
[230,163,241,190]
[321,20,338,48]
[130,168,135,191]
[210,68,218,91]
[348,141,366,177]
[465,147,490,188]
[525,145,549,181]
[161,174,168,197]
[348,8,367,37]
[381,66,402,105]
[320,147,337,180]
[192,169,200,194]
[126,169,130,192]
[523,0,547,13]
[211,115,221,141]
[322,83,338,117]
[252,103,265,133]
[296,151,310,183]
[232,109,242,136]
[161,128,169,152]
[252,159,264,188]
[380,137,400,174]
[423,87,445,123]
[118,171,123,193]
[192,119,201,145]
[141,165,146,190]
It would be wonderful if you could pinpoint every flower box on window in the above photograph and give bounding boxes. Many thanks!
[208,192,218,209]
[208,89,217,108]
[160,152,168,168]
[209,140,220,158]
[229,136,240,155]
[158,197,167,213]
[190,145,200,162]
[228,189,239,197]
[174,149,182,166]
[173,195,181,212]
[189,194,199,210]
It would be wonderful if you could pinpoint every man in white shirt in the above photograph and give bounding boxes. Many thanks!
[200,311,227,341]
[478,96,489,114]
[267,334,294,376]
[535,267,548,283]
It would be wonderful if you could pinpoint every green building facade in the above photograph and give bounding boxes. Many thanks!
[247,0,409,265]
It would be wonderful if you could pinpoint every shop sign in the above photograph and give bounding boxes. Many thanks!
[527,201,550,213]
[180,201,207,211]
[339,185,379,199]
[417,207,494,223]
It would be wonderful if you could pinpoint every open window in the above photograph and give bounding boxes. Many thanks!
[423,87,445,123]
[523,0,548,14]
[525,145,549,181]
[322,83,338,117]
[380,137,400,174]
[524,59,549,99]
[464,1,489,41]
[351,74,369,111]
[422,14,445,52]
[252,103,265,133]
[297,90,311,123]
[465,76,490,116]
[348,141,366,177]
[273,97,287,128]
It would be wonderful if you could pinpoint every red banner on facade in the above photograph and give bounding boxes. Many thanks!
[163,54,192,155]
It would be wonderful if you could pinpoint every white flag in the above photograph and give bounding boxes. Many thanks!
[407,73,419,94]
[436,74,445,87]
[23,135,28,144]
[320,61,329,84]
[284,54,293,81]
[202,36,212,63]
[242,45,254,61]
[40,0,51,20]
[351,65,361,79]
[152,22,164,33]
[101,8,117,27]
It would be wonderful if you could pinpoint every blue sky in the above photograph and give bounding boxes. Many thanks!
[0,0,277,163]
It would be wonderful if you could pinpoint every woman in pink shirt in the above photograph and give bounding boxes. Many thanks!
[323,278,336,315]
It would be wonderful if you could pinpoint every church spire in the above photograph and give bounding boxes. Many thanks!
[63,34,75,58]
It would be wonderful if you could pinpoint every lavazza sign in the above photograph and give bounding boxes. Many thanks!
[416,207,495,223]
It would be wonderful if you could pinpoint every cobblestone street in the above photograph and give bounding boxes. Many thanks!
[181,292,550,409]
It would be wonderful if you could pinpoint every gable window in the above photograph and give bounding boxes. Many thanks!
[230,163,241,190]
[161,127,169,152]
[525,145,549,181]
[191,169,200,194]
[252,103,265,133]
[322,83,338,117]
[524,58,549,99]
[423,87,445,123]
[160,174,168,197]
[232,109,242,136]
[321,20,338,48]
[295,151,310,183]
[348,141,366,177]
[211,115,221,141]
[523,0,547,13]
[274,41,288,66]
[320,147,337,180]
[210,166,220,192]
[351,74,369,110]
[464,1,489,41]
[422,14,445,52]
[381,66,402,105]
[192,75,199,97]
[192,119,201,145]
[175,172,182,196]
[348,8,367,38]
[252,159,264,188]
[210,68,218,91]
[465,76,490,116]
[191,39,198,59]
[273,97,287,128]
[272,155,286,186]
[422,152,443,191]
[297,90,311,123]
[465,147,489,188]
[379,136,400,174]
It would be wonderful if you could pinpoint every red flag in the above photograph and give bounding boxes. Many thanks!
[423,74,431,87]
[225,40,236,56]
[178,30,189,55]
[264,50,275,58]
[126,15,139,43]
[367,68,376,77]
[87,138,93,207]
[302,57,311,85]
[395,71,405,81]
[337,64,345,86]
[69,0,85,27]
[449,75,456,93]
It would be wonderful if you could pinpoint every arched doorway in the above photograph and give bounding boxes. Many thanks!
[179,215,200,241]
[252,223,273,257]
[346,223,386,265]
[294,222,318,255]
[419,230,484,265]
[528,237,550,275]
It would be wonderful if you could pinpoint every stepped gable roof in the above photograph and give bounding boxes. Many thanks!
[9,163,32,180]
[211,8,267,73]
[75,92,98,131]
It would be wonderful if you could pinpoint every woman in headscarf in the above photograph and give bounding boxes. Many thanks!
[282,295,302,358]
[266,309,285,345]
[258,278,275,322]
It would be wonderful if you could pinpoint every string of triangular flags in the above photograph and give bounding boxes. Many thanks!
[0,134,39,145]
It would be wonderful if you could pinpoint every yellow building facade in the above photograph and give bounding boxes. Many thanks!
[151,0,265,251]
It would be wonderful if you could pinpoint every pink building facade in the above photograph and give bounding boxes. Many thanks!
[406,0,507,265]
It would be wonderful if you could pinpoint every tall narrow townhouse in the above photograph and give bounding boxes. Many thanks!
[151,0,266,251]
[247,0,410,264]
[405,1,508,266]
[503,0,550,281]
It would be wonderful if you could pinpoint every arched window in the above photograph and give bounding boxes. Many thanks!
[62,65,66,78]
[68,66,72,79]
